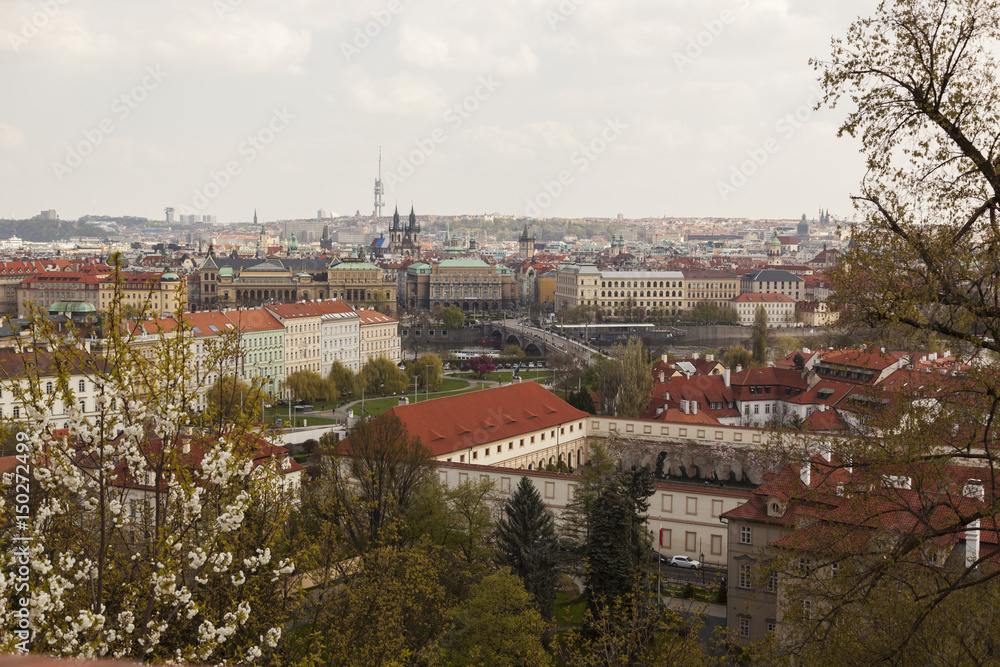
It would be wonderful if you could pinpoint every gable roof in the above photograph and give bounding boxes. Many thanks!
[384,383,588,457]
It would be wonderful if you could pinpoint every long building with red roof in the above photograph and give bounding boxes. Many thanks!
[382,382,589,470]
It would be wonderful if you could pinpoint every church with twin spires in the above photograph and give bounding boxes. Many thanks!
[388,205,421,257]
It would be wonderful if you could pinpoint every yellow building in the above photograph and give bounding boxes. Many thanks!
[537,271,556,308]
[98,271,187,317]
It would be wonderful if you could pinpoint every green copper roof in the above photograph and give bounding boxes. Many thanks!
[438,258,490,268]
[329,260,380,271]
[161,272,180,281]
[49,300,97,313]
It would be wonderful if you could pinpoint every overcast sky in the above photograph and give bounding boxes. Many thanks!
[0,0,875,223]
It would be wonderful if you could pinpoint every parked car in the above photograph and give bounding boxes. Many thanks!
[648,549,669,564]
[670,555,700,569]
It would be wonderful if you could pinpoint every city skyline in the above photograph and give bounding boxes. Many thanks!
[2,0,872,223]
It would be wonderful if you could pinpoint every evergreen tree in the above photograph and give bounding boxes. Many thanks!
[562,443,617,548]
[584,466,655,607]
[585,483,634,604]
[568,389,596,414]
[752,304,769,365]
[494,477,559,616]
[622,466,655,567]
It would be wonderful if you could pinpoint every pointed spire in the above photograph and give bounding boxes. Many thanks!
[254,209,257,225]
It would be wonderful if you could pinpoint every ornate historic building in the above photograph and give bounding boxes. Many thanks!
[325,251,397,315]
[518,224,535,259]
[197,249,396,315]
[403,247,517,313]
[388,205,421,257]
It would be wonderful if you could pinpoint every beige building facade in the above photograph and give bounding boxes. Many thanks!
[358,309,400,366]
[265,302,323,376]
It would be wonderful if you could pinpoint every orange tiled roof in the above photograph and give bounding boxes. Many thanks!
[384,383,588,457]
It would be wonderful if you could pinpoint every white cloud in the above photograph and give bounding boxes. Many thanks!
[396,24,538,77]
[348,73,447,116]
[465,121,578,158]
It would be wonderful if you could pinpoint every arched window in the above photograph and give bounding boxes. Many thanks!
[46,381,52,394]
[78,380,85,392]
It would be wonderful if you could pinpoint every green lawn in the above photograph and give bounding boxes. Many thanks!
[350,379,476,418]
[455,369,552,383]
[660,582,719,604]
[263,413,338,428]
[553,590,587,627]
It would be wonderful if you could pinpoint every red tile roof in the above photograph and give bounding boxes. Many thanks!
[732,292,796,303]
[357,309,396,325]
[384,383,588,457]
[224,308,284,333]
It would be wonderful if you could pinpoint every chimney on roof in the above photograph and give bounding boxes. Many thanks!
[964,480,984,568]
[691,401,698,415]
[659,371,665,383]
[800,459,811,486]
[692,352,700,360]
[724,368,731,388]
[964,479,985,502]
[803,347,811,354]
[681,399,689,414]
[736,364,742,373]
[821,440,832,462]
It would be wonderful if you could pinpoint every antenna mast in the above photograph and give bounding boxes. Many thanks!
[373,147,385,219]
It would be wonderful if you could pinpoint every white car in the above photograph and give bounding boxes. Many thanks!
[670,555,700,569]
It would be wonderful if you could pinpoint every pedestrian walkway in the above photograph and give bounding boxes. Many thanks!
[661,596,726,619]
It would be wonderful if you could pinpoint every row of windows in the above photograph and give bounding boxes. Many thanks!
[33,380,92,395]
[738,564,778,592]
[600,280,680,289]
[738,618,777,637]
[658,529,724,555]
[600,290,681,298]
[448,422,585,463]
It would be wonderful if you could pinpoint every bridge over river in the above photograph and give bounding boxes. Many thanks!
[482,319,601,365]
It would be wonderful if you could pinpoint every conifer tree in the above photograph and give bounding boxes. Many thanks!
[494,477,558,615]
[751,305,769,365]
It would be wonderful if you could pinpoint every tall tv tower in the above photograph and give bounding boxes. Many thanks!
[373,147,385,219]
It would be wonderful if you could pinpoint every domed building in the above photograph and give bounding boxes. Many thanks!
[767,231,783,265]
[48,300,98,324]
